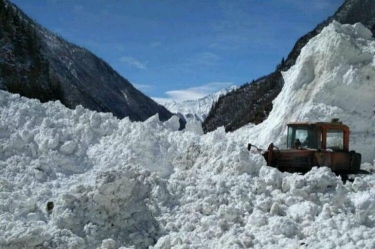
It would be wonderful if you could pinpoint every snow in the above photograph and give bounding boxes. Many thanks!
[1,21,375,249]
[157,86,237,122]
[236,21,375,163]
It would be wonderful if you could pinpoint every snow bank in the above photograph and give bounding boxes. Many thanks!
[0,93,162,248]
[236,21,375,163]
[1,21,375,249]
[0,91,258,248]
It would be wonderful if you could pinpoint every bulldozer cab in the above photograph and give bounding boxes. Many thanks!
[286,121,349,151]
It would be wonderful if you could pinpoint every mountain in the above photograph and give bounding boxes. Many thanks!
[0,0,172,121]
[158,86,237,122]
[202,0,375,133]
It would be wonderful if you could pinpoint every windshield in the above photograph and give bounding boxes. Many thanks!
[287,126,317,149]
[326,129,344,150]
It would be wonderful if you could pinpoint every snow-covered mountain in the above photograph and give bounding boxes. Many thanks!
[0,0,172,122]
[1,22,375,249]
[203,0,375,133]
[158,86,237,122]
[238,21,375,163]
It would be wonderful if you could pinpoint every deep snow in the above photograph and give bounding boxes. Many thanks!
[236,21,375,163]
[1,21,375,249]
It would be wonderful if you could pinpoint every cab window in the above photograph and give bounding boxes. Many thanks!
[287,126,316,149]
[326,129,344,150]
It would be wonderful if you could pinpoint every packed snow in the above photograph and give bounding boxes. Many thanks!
[1,21,375,249]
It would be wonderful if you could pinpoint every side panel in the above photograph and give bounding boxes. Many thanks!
[314,152,332,167]
[331,152,351,172]
[264,150,353,174]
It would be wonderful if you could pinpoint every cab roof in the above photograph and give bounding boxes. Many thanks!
[287,120,349,129]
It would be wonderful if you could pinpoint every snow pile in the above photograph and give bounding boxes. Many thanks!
[238,21,375,163]
[1,21,375,249]
[0,91,258,248]
[0,94,162,248]
[155,168,375,246]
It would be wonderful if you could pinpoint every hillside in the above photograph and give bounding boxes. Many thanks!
[203,0,375,133]
[0,0,172,121]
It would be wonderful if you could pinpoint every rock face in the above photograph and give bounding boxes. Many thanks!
[202,0,375,133]
[0,0,172,121]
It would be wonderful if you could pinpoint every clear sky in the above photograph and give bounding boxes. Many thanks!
[10,0,344,102]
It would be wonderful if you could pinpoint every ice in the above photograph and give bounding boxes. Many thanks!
[1,21,375,248]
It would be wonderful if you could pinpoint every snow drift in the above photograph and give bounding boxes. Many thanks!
[1,21,375,249]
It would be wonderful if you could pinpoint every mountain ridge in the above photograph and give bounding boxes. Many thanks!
[0,0,172,122]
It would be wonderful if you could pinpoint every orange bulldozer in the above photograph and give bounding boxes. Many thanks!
[248,119,363,176]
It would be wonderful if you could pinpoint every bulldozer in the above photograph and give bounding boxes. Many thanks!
[248,119,363,176]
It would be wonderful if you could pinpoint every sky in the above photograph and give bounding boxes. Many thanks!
[10,0,344,102]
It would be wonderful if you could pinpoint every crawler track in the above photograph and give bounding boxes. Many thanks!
[341,169,372,183]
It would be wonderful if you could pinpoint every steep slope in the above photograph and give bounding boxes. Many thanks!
[0,0,172,121]
[237,21,375,163]
[159,86,237,122]
[0,0,62,103]
[203,0,375,133]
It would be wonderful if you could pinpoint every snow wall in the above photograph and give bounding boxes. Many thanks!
[237,21,375,163]
[0,21,375,249]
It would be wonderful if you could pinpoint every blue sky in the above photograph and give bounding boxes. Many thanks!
[11,0,344,102]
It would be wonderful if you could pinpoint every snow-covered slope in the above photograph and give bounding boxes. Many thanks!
[203,0,375,133]
[1,22,375,249]
[238,21,375,163]
[159,86,237,122]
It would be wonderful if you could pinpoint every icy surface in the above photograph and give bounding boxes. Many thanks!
[1,22,375,249]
